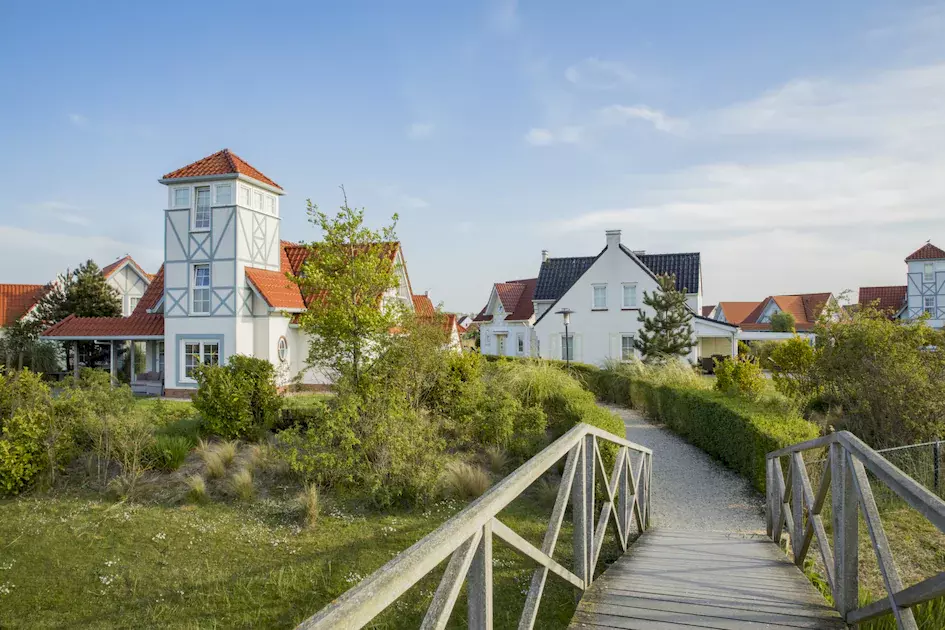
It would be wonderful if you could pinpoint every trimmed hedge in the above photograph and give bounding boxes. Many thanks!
[482,354,819,492]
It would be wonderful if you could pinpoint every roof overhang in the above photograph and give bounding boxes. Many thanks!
[158,173,284,196]
[43,335,165,341]
[693,315,739,335]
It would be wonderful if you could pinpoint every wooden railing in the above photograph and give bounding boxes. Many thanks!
[767,431,945,629]
[297,423,652,629]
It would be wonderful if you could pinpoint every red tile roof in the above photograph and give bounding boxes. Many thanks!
[101,255,151,281]
[245,265,306,310]
[717,301,761,325]
[0,284,47,327]
[859,285,906,314]
[905,242,945,261]
[135,265,164,315]
[474,278,537,322]
[43,313,164,338]
[740,293,833,331]
[701,305,715,317]
[412,294,435,317]
[162,149,283,190]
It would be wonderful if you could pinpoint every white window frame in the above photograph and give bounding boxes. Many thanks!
[191,264,211,315]
[621,334,635,361]
[517,333,524,354]
[180,340,220,383]
[277,336,288,363]
[622,283,638,309]
[157,341,165,374]
[592,283,607,309]
[924,295,935,316]
[193,185,211,231]
[561,334,574,361]
[173,187,190,208]
[265,195,276,215]
[129,296,140,313]
[924,263,935,283]
[215,183,232,205]
[239,185,252,207]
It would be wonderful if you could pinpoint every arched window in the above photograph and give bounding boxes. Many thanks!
[277,336,288,363]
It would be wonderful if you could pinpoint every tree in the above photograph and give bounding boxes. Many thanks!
[292,190,403,391]
[770,311,796,332]
[634,274,694,361]
[34,261,121,326]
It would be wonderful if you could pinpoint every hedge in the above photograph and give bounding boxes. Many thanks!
[482,354,819,492]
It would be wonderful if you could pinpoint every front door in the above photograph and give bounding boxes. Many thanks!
[496,334,507,355]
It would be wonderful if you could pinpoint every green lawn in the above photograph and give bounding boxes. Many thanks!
[0,487,614,629]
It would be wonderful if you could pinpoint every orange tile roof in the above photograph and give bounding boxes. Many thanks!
[475,278,537,323]
[859,285,906,314]
[905,242,945,261]
[162,149,282,190]
[412,294,435,317]
[0,284,47,327]
[245,265,305,310]
[135,265,164,315]
[717,301,760,325]
[101,255,151,281]
[740,293,833,331]
[43,313,164,338]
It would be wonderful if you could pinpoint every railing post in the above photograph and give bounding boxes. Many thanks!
[618,447,629,541]
[644,452,651,529]
[467,521,493,629]
[584,434,595,582]
[934,440,941,495]
[765,458,774,538]
[572,439,588,591]
[792,454,804,565]
[831,442,858,618]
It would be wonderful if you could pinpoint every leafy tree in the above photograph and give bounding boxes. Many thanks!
[292,191,403,391]
[34,261,121,325]
[770,311,796,333]
[634,274,694,361]
[769,336,818,399]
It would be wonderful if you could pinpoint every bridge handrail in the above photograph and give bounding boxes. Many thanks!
[766,430,945,630]
[297,422,652,630]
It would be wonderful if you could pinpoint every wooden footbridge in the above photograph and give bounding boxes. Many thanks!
[298,425,945,629]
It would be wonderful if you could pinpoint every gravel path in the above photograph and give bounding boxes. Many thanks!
[606,403,765,533]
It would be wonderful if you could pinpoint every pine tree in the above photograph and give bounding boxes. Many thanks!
[34,260,122,326]
[634,273,695,361]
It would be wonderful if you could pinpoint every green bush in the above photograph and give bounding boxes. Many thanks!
[193,355,281,440]
[749,340,783,371]
[148,435,192,471]
[769,336,818,400]
[714,356,765,401]
[0,408,46,494]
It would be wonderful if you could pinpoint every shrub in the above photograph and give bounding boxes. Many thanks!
[148,435,191,471]
[185,474,208,503]
[443,460,491,499]
[484,445,509,475]
[297,483,320,529]
[749,340,783,371]
[769,336,819,400]
[192,355,281,440]
[770,311,796,332]
[714,356,765,401]
[0,408,46,495]
[202,451,226,479]
[229,468,254,501]
[108,411,156,498]
[215,441,238,467]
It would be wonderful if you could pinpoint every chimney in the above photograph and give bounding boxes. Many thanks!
[605,229,622,249]
[541,249,550,263]
[424,290,430,297]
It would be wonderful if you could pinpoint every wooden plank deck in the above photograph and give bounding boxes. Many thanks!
[570,530,846,629]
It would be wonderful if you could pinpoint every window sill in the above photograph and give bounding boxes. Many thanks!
[621,307,640,311]
[189,311,211,317]
[190,227,211,233]
[591,308,608,312]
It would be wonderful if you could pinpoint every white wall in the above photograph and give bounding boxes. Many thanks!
[106,264,150,316]
[906,259,945,327]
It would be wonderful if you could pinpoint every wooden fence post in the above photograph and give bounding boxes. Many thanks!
[831,442,858,617]
[467,521,493,629]
[572,443,588,591]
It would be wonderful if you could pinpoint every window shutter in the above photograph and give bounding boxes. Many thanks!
[573,333,583,361]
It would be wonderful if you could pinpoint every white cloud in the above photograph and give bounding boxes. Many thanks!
[407,122,435,140]
[22,201,90,226]
[597,104,687,134]
[565,57,634,89]
[0,226,161,283]
[525,126,583,146]
[68,113,88,128]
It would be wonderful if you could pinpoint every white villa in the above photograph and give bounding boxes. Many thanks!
[43,149,423,396]
[476,229,738,365]
[859,242,945,327]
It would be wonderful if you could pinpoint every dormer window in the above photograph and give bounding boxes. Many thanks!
[194,186,211,230]
[174,188,190,207]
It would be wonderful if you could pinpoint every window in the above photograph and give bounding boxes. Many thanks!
[194,186,211,230]
[924,296,935,316]
[192,264,211,314]
[924,263,935,283]
[621,335,635,360]
[622,283,637,308]
[157,341,165,374]
[265,195,276,214]
[129,297,140,313]
[239,185,251,207]
[561,334,574,361]
[277,336,288,363]
[183,340,219,380]
[215,183,232,205]
[517,333,524,354]
[592,284,607,309]
[254,191,263,210]
[173,188,190,207]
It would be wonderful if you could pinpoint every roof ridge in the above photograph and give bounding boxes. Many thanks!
[222,148,237,172]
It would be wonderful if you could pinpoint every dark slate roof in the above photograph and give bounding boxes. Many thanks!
[534,256,598,300]
[636,251,701,293]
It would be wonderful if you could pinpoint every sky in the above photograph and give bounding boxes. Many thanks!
[2,1,945,313]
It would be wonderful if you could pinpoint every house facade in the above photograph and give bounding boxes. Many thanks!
[102,256,153,316]
[475,230,738,365]
[859,242,945,327]
[42,149,420,395]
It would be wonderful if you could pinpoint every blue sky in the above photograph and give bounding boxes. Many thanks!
[2,1,945,312]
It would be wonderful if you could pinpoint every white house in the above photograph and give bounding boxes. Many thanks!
[474,278,537,357]
[42,149,418,396]
[858,242,945,327]
[102,256,153,316]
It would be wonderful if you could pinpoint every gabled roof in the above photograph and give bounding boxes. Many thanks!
[858,285,906,314]
[717,301,761,325]
[101,255,152,282]
[135,265,164,315]
[412,294,435,317]
[43,312,164,339]
[905,242,945,261]
[740,293,833,331]
[0,284,47,327]
[475,278,537,322]
[636,252,701,293]
[534,257,597,301]
[161,149,283,191]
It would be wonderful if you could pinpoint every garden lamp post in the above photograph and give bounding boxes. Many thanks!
[555,308,574,368]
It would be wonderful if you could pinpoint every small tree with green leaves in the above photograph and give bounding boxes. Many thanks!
[292,190,403,392]
[634,274,694,361]
[770,311,796,333]
[34,261,121,326]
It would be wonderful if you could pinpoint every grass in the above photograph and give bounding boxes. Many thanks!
[297,484,320,529]
[280,392,334,412]
[0,489,604,629]
[443,461,492,499]
[229,468,255,502]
